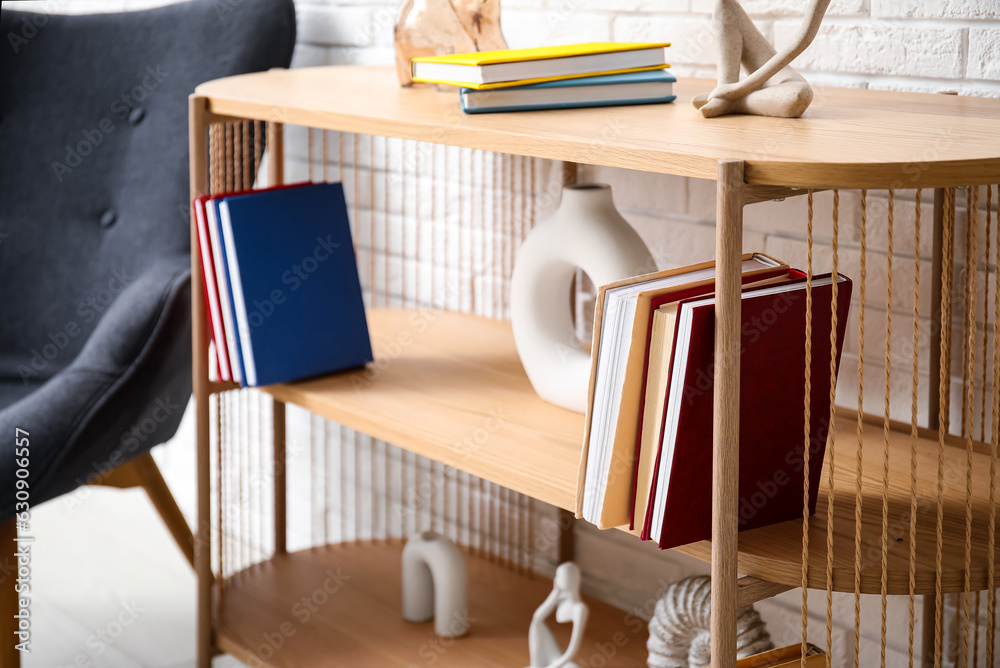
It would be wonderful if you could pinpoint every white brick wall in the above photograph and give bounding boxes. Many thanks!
[10,0,999,665]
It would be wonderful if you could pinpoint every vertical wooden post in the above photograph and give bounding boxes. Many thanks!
[561,160,578,187]
[273,400,287,555]
[268,121,287,558]
[268,122,285,187]
[0,518,19,668]
[712,159,744,668]
[188,95,213,668]
[557,508,575,565]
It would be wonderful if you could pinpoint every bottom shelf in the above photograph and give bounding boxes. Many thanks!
[216,542,649,667]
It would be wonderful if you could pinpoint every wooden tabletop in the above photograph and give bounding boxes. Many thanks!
[195,65,1000,188]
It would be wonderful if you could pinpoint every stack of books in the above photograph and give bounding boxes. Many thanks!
[411,42,676,114]
[576,254,853,548]
[192,182,372,388]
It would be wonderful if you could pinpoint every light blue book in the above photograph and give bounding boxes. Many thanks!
[460,69,676,114]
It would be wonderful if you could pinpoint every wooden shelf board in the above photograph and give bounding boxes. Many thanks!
[263,308,999,596]
[261,309,584,512]
[194,66,1000,189]
[215,542,649,667]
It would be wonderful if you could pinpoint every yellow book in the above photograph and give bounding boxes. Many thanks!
[411,42,670,90]
[631,301,680,534]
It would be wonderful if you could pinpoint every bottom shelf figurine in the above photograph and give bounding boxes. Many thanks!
[527,562,589,668]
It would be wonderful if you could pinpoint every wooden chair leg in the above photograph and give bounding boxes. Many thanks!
[98,453,196,570]
[1,518,21,668]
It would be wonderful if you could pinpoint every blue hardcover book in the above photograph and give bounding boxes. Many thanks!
[218,183,372,387]
[460,69,676,114]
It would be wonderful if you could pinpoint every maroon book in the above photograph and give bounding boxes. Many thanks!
[644,272,851,549]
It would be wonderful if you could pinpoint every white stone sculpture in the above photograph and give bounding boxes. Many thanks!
[646,576,772,668]
[694,0,831,118]
[401,532,469,638]
[510,184,653,413]
[527,562,589,668]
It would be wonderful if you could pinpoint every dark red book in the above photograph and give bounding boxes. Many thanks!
[644,272,851,549]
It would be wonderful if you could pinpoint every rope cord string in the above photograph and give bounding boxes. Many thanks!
[983,187,993,443]
[825,189,840,668]
[242,121,250,190]
[307,127,313,182]
[963,186,979,668]
[987,183,998,668]
[322,129,328,183]
[935,187,955,668]
[853,189,867,668]
[371,136,377,307]
[880,189,893,668]
[253,121,262,183]
[225,123,233,192]
[801,189,814,668]
[908,188,922,668]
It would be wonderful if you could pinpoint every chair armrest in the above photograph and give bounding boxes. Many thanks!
[0,255,192,518]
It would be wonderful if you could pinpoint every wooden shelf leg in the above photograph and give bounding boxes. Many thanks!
[711,159,745,668]
[268,121,284,188]
[557,508,575,564]
[189,94,214,668]
[273,399,287,555]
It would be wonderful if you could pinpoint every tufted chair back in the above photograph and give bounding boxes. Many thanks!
[0,0,296,383]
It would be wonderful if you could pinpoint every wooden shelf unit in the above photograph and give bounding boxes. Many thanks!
[189,65,1000,668]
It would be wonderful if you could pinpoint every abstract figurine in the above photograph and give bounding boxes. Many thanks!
[401,532,470,638]
[526,562,589,668]
[694,0,831,118]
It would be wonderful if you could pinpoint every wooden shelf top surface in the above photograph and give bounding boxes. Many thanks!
[262,308,585,512]
[196,65,1000,188]
[216,542,649,667]
[261,308,999,595]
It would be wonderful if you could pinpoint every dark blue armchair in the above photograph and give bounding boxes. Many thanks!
[0,0,295,662]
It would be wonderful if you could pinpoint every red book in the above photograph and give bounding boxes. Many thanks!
[628,269,791,530]
[194,182,311,383]
[644,272,851,549]
[193,196,229,381]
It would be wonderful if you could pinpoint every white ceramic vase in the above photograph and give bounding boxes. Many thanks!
[510,184,653,413]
